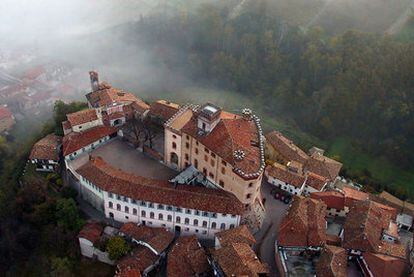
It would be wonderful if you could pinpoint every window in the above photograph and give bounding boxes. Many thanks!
[185,154,189,161]
[248,182,253,188]
[167,215,172,222]
[123,196,128,203]
[131,199,137,204]
[203,168,207,175]
[221,167,225,174]
[195,229,199,233]
[202,212,208,217]
[222,214,227,217]
[148,203,154,208]
[167,206,173,211]
[141,210,146,217]
[172,134,177,139]
[194,219,198,226]
[185,162,189,168]
[246,193,252,199]
[195,210,200,216]
[158,214,163,220]
[125,206,129,213]
[117,195,121,200]
[176,216,181,223]
[195,148,199,154]
[185,227,189,231]
[220,223,226,230]
[222,160,227,166]
[117,204,121,211]
[212,213,217,218]
[186,135,189,140]
[204,155,208,162]
[186,209,191,214]
[202,230,207,235]
[210,159,215,167]
[125,216,129,219]
[176,208,182,213]
[185,218,190,224]
[211,153,216,158]
[209,173,214,179]
[230,224,235,229]
[205,148,209,153]
[211,222,217,229]
[231,215,237,218]
[140,201,146,206]
[185,142,189,149]
[219,180,224,187]
[150,212,155,219]
[193,158,198,168]
[109,201,113,208]
[133,208,137,215]
[172,142,177,149]
[161,224,166,227]
[108,192,113,198]
[158,204,164,210]
[196,141,199,145]
[202,221,207,227]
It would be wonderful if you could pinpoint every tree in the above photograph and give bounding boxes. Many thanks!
[55,198,84,232]
[50,257,73,277]
[106,236,130,260]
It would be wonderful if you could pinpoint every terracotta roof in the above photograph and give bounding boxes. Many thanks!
[62,120,72,131]
[216,225,256,247]
[170,106,264,180]
[0,106,13,120]
[278,196,327,247]
[76,157,244,215]
[167,235,210,277]
[66,109,98,126]
[78,222,103,245]
[310,191,345,211]
[29,133,62,161]
[343,200,399,254]
[342,187,369,208]
[315,245,347,277]
[62,125,117,156]
[86,82,149,113]
[117,246,158,275]
[265,131,309,164]
[119,223,174,254]
[148,100,180,122]
[115,268,141,277]
[265,163,306,188]
[304,153,342,181]
[377,191,414,215]
[211,243,269,277]
[363,252,407,277]
[305,172,328,191]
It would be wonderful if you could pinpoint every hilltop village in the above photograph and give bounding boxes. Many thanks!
[28,72,414,277]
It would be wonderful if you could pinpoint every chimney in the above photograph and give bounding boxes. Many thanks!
[89,71,99,92]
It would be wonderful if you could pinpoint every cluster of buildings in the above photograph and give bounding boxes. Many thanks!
[78,221,268,277]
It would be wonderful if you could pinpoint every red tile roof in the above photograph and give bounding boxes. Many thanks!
[148,100,179,122]
[86,82,149,113]
[305,172,328,191]
[265,163,306,188]
[62,125,117,156]
[315,245,347,277]
[29,134,62,161]
[211,243,269,277]
[363,252,408,277]
[0,106,13,120]
[116,246,158,275]
[167,235,210,277]
[62,120,72,131]
[216,225,256,247]
[78,222,103,245]
[304,152,342,181]
[66,109,99,126]
[76,157,244,215]
[115,268,141,277]
[343,200,400,254]
[278,196,327,247]
[265,131,309,164]
[119,223,174,254]
[310,191,345,211]
[342,187,369,208]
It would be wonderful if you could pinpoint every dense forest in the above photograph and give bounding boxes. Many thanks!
[113,2,414,186]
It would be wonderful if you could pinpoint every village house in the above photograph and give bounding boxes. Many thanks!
[29,133,62,172]
[64,108,103,133]
[75,156,243,240]
[210,226,269,277]
[116,222,175,276]
[164,103,265,208]
[147,100,180,125]
[265,131,309,165]
[167,235,211,277]
[315,245,348,277]
[0,105,15,133]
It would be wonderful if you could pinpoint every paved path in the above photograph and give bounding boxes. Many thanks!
[254,181,289,276]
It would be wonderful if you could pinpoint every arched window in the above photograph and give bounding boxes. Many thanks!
[172,142,177,149]
[176,216,181,223]
[109,201,113,208]
[133,208,137,215]
[150,212,155,219]
[117,204,121,211]
[125,206,129,213]
[211,222,217,229]
[185,218,190,225]
[159,213,163,220]
[220,223,226,230]
[109,212,114,218]
[170,152,178,166]
[141,210,146,217]
[194,159,198,169]
[202,221,207,228]
[167,215,172,222]
[194,219,198,226]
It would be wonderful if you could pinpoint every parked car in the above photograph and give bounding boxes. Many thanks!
[270,186,292,204]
